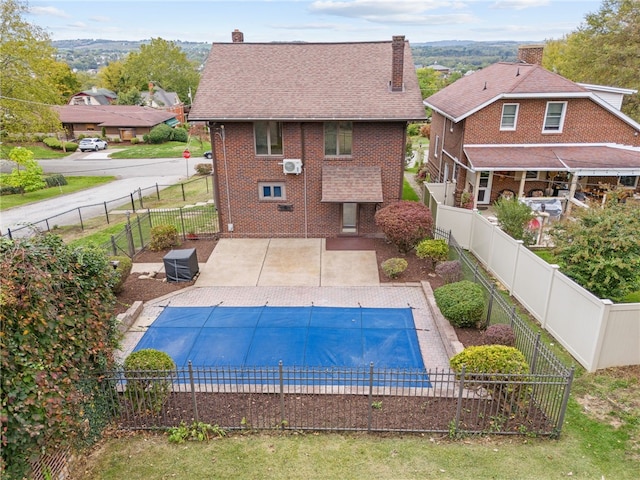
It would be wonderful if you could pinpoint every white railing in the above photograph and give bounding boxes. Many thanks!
[426,184,640,372]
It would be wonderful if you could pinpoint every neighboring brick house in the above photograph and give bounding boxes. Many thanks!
[55,105,179,141]
[141,83,186,125]
[68,87,117,106]
[423,45,640,209]
[189,30,426,238]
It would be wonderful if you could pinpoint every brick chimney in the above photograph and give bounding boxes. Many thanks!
[518,45,544,65]
[391,35,405,92]
[232,29,244,43]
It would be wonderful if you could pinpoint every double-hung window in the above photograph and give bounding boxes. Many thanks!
[500,103,519,130]
[255,121,283,155]
[543,102,567,132]
[324,121,352,156]
[259,182,285,201]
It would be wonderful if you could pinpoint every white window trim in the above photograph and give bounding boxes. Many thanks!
[254,121,283,156]
[258,182,286,201]
[434,135,440,158]
[542,101,567,133]
[500,103,519,131]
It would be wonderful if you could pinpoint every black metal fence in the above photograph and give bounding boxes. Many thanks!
[100,204,219,258]
[2,175,213,239]
[90,357,571,437]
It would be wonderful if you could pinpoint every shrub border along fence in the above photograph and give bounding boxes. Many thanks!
[85,229,573,438]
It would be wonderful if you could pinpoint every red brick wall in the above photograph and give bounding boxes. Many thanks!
[211,121,406,238]
[465,98,640,146]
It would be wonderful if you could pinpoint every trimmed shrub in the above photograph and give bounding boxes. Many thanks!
[109,255,133,294]
[64,141,78,152]
[124,349,176,414]
[43,136,62,149]
[434,280,485,328]
[374,200,434,253]
[381,257,408,279]
[0,184,23,195]
[435,260,463,284]
[149,224,180,251]
[130,137,140,144]
[483,324,516,347]
[170,127,188,142]
[44,174,68,188]
[415,238,449,267]
[195,163,213,175]
[147,123,173,144]
[450,345,529,376]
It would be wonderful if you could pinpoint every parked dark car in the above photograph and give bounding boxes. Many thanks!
[204,150,212,159]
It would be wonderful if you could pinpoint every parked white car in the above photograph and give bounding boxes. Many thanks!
[79,138,108,152]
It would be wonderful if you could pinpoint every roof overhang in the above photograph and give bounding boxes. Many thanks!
[464,144,640,176]
[425,92,640,132]
[321,165,383,203]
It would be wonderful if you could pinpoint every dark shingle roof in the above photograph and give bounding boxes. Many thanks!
[190,40,426,121]
[424,62,588,121]
[55,105,178,127]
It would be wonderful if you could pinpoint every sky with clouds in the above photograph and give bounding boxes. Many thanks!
[27,0,601,44]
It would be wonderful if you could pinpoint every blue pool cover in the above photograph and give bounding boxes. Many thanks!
[134,306,425,370]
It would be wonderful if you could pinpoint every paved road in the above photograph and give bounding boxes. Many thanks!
[1,151,211,237]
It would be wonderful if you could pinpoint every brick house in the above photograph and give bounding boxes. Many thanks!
[188,30,426,238]
[55,105,180,141]
[422,45,640,209]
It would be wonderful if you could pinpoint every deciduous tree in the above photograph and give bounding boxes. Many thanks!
[550,203,640,301]
[0,0,68,135]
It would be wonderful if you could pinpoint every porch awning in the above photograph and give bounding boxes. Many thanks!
[464,145,640,176]
[321,165,383,203]
[164,117,180,127]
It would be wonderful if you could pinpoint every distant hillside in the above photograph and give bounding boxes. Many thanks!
[411,40,529,71]
[53,39,211,71]
[53,39,531,73]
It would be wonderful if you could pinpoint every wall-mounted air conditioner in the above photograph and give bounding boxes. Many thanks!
[282,159,303,175]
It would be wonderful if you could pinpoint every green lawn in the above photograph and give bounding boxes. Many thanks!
[0,176,116,210]
[72,389,639,479]
[1,144,72,160]
[108,141,211,159]
[402,177,420,201]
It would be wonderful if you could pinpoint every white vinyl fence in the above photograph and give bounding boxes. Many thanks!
[425,185,640,372]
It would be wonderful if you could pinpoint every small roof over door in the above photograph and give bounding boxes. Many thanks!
[321,165,384,203]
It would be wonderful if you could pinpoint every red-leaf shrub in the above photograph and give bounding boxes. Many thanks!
[374,200,434,253]
[483,324,516,347]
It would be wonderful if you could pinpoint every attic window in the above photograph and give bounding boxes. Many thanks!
[543,102,567,133]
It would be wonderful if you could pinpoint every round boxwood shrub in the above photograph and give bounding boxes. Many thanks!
[149,224,180,251]
[170,127,188,142]
[433,280,485,328]
[415,238,449,267]
[483,324,516,347]
[147,123,173,144]
[381,257,408,279]
[124,349,176,414]
[450,345,529,375]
